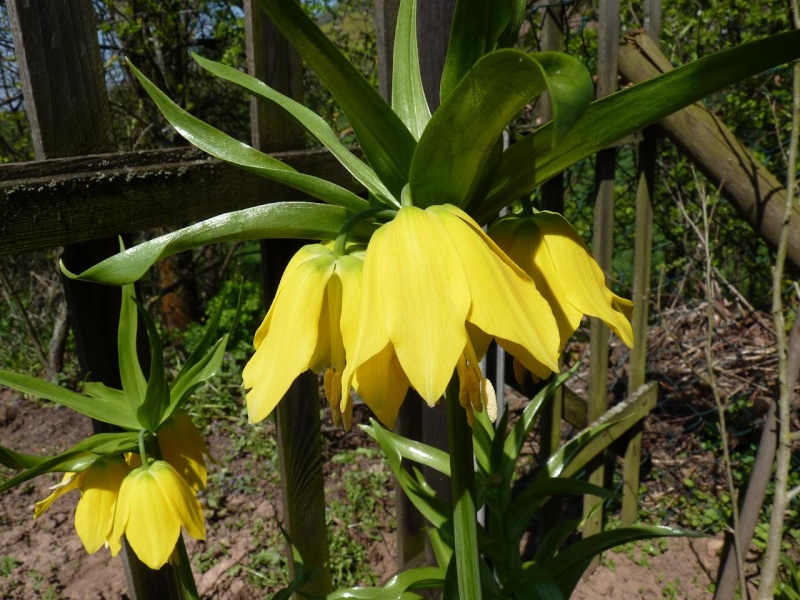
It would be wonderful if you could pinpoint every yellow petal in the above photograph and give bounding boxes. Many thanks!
[433,205,560,375]
[335,253,364,369]
[157,412,208,491]
[74,457,129,554]
[534,212,634,347]
[379,206,470,403]
[243,249,335,423]
[148,461,206,542]
[492,217,582,347]
[34,472,83,519]
[353,344,410,427]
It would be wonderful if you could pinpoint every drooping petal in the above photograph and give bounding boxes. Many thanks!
[148,461,205,541]
[379,206,471,403]
[491,217,582,346]
[74,457,129,554]
[157,411,208,491]
[353,344,410,427]
[533,211,634,347]
[34,471,84,519]
[433,205,560,375]
[243,248,335,422]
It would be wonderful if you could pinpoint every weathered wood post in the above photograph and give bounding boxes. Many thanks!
[623,0,662,528]
[6,1,183,597]
[584,0,621,571]
[246,0,332,595]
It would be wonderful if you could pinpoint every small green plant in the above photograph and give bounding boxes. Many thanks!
[0,555,19,577]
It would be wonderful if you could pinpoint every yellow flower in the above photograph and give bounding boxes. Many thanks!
[34,456,130,555]
[489,211,634,351]
[342,204,561,426]
[157,411,209,491]
[109,460,205,569]
[242,243,363,427]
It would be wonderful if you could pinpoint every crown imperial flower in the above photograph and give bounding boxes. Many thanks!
[342,204,561,426]
[489,211,634,350]
[109,460,205,570]
[242,243,364,426]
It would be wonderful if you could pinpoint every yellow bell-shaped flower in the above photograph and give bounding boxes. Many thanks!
[34,456,130,555]
[342,204,561,426]
[489,211,634,349]
[242,243,363,426]
[109,460,205,570]
[157,411,209,492]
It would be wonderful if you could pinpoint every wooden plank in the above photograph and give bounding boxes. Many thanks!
[584,0,621,569]
[246,1,332,596]
[7,1,181,597]
[0,148,359,255]
[618,32,800,272]
[417,0,456,109]
[562,383,658,479]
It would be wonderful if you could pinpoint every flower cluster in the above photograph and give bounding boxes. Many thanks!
[243,204,634,430]
[35,412,207,569]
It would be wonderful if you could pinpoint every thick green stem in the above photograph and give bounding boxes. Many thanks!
[175,536,199,600]
[446,378,482,599]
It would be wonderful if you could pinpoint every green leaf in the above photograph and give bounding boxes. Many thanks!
[496,0,527,49]
[0,371,139,430]
[256,0,416,198]
[478,29,800,223]
[369,420,451,527]
[410,50,592,209]
[538,421,617,480]
[61,202,358,285]
[533,518,584,564]
[327,567,444,599]
[501,367,577,482]
[392,0,430,140]
[361,422,450,475]
[0,433,138,494]
[83,381,127,405]
[118,283,147,412]
[440,0,513,101]
[136,302,168,430]
[127,59,368,212]
[0,446,51,470]
[544,526,698,596]
[508,478,618,537]
[192,53,395,206]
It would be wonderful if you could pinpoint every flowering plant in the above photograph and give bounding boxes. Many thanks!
[58,0,800,596]
[0,283,236,588]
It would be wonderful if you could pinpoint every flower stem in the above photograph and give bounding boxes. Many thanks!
[446,376,482,599]
[175,536,199,600]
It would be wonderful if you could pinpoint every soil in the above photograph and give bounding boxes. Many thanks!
[0,298,792,599]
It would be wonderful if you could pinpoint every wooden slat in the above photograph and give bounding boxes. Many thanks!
[619,32,800,272]
[0,148,359,255]
[562,383,658,478]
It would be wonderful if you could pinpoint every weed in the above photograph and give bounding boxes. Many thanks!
[0,555,19,577]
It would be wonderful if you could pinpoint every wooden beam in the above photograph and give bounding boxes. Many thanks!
[0,147,359,255]
[619,31,800,271]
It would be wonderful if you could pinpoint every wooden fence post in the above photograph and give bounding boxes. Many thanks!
[6,1,183,597]
[246,1,332,595]
[623,0,662,527]
[584,0,621,571]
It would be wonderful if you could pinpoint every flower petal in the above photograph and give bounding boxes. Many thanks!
[354,344,410,426]
[535,211,634,347]
[243,250,335,423]
[157,412,208,491]
[433,205,560,374]
[74,457,129,554]
[380,207,470,403]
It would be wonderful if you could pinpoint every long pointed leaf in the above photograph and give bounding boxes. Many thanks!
[440,0,513,101]
[411,50,592,209]
[128,60,368,212]
[0,371,139,429]
[392,0,430,140]
[362,422,451,475]
[256,0,416,198]
[478,29,800,222]
[192,53,395,205]
[118,283,146,411]
[61,202,357,285]
[136,302,168,430]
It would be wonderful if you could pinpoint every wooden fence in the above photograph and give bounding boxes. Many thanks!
[1,0,792,597]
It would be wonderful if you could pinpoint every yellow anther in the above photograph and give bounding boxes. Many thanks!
[482,378,498,423]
